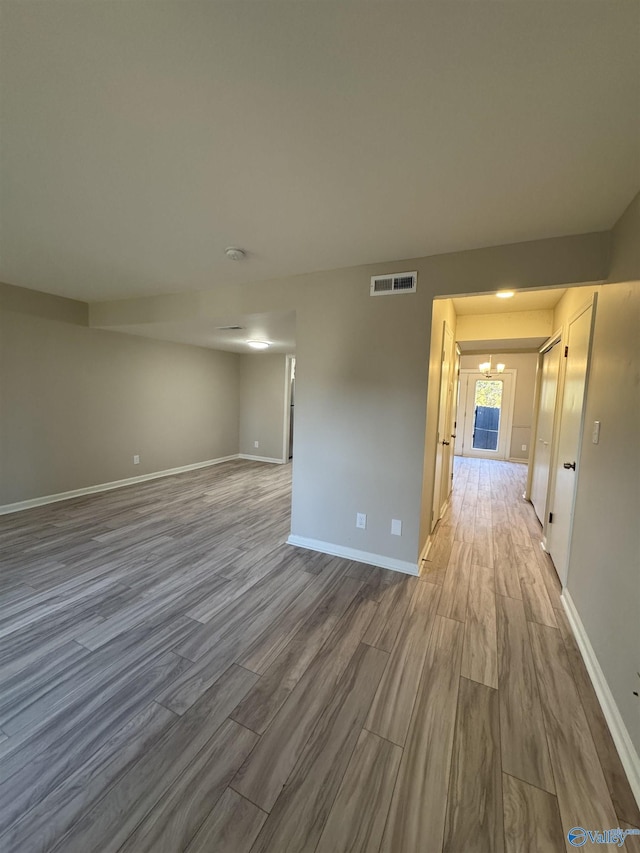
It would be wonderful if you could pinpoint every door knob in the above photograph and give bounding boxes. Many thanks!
[563,461,576,470]
[442,440,450,446]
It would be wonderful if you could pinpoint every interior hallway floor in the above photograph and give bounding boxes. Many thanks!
[0,457,638,852]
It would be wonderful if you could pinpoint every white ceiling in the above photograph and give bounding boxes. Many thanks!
[1,2,638,303]
[109,310,296,355]
[451,288,567,317]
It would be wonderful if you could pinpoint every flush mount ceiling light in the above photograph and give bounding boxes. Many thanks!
[247,340,270,350]
[479,355,505,378]
[225,247,247,261]
[496,290,515,298]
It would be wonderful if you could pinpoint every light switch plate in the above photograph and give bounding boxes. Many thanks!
[592,421,601,444]
[391,519,402,536]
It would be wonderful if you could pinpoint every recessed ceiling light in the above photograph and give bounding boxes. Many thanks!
[247,340,270,350]
[496,290,515,298]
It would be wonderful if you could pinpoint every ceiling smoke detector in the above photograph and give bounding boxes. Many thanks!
[225,247,247,261]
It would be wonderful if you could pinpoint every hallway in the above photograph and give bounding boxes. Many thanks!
[0,458,637,852]
[421,456,640,851]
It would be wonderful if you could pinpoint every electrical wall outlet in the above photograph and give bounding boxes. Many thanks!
[521,444,527,452]
[391,519,402,536]
[133,454,140,464]
[254,440,259,448]
[356,512,367,530]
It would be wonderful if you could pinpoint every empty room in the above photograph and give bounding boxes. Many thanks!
[0,3,639,852]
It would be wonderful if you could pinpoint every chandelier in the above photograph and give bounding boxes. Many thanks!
[479,355,505,379]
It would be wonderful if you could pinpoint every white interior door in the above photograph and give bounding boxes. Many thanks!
[441,344,461,505]
[546,303,593,585]
[459,370,515,460]
[530,340,561,524]
[431,322,454,530]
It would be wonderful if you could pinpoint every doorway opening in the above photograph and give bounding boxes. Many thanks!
[419,284,597,591]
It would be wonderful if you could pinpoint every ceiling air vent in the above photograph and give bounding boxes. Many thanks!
[370,271,417,296]
[214,325,245,331]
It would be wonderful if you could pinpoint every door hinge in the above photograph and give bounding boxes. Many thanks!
[548,512,554,524]
[564,346,568,357]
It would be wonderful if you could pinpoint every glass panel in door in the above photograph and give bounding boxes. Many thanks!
[472,380,503,451]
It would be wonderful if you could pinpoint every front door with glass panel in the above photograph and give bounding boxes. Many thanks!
[458,370,515,460]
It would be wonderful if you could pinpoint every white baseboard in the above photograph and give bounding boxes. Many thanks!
[286,534,419,576]
[508,457,529,464]
[562,590,640,808]
[0,454,240,516]
[238,454,286,465]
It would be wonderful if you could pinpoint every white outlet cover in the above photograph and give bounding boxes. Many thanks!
[254,440,259,448]
[356,512,367,530]
[391,519,402,536]
[521,444,527,452]
[133,455,140,464]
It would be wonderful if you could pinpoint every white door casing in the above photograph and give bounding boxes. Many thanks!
[530,340,562,524]
[546,302,594,585]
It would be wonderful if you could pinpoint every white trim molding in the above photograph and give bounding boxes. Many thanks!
[562,590,640,808]
[0,455,239,516]
[238,454,286,465]
[287,534,419,576]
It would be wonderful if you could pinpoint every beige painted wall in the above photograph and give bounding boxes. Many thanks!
[456,309,553,343]
[91,230,609,569]
[239,353,288,461]
[564,279,640,755]
[459,352,538,461]
[0,287,240,505]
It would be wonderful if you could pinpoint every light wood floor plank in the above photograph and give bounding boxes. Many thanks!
[472,514,494,568]
[231,575,362,733]
[496,594,555,794]
[184,788,267,853]
[315,729,402,853]
[362,573,418,651]
[421,522,455,585]
[461,562,498,689]
[503,773,565,853]
[380,615,464,853]
[515,544,557,628]
[443,677,504,853]
[494,530,523,600]
[249,642,389,853]
[528,621,619,842]
[231,594,378,811]
[54,664,258,853]
[0,456,630,853]
[1,701,177,853]
[437,540,472,622]
[554,607,640,827]
[119,719,258,853]
[365,579,441,745]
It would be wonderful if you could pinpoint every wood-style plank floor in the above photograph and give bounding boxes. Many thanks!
[0,457,638,852]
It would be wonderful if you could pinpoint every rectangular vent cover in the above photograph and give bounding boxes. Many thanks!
[370,271,417,296]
